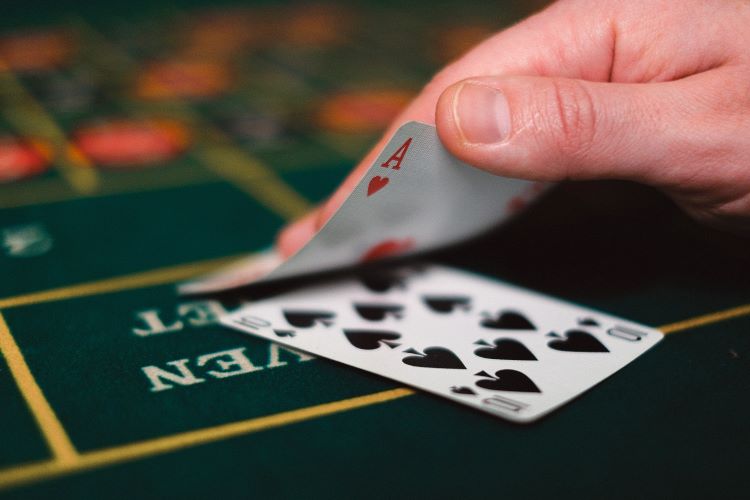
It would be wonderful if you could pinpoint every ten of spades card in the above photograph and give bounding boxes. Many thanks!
[221,265,663,423]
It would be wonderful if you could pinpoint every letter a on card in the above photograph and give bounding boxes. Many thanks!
[381,137,412,170]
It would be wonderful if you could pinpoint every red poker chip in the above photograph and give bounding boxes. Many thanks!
[316,90,413,133]
[434,24,495,63]
[0,30,75,72]
[182,8,261,57]
[0,138,52,183]
[281,4,353,46]
[135,60,232,100]
[73,119,190,168]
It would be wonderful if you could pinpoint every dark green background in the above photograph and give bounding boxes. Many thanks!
[1,1,749,498]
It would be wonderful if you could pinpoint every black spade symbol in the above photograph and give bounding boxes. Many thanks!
[402,347,466,369]
[480,311,535,330]
[353,303,404,321]
[548,330,609,352]
[273,330,295,338]
[578,317,600,327]
[343,329,401,350]
[474,338,536,360]
[360,272,406,293]
[422,295,471,314]
[451,386,477,396]
[475,369,541,393]
[283,310,335,328]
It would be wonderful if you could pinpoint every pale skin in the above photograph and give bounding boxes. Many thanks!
[278,0,750,258]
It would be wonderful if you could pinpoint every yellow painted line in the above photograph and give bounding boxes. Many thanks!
[0,254,245,310]
[0,302,747,491]
[0,173,220,210]
[0,62,100,193]
[195,145,312,221]
[0,313,78,463]
[0,387,414,490]
[659,303,750,334]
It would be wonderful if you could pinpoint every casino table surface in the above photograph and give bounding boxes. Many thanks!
[1,1,749,498]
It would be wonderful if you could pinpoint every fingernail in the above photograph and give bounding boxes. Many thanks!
[452,82,511,144]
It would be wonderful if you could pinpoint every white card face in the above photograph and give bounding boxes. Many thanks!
[181,122,543,294]
[221,265,663,423]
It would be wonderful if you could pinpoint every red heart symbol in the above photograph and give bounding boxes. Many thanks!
[367,176,389,196]
[360,238,415,262]
[507,196,528,214]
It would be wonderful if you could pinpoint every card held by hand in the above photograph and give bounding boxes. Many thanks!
[180,122,544,294]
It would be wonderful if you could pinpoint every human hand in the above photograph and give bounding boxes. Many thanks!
[278,0,750,257]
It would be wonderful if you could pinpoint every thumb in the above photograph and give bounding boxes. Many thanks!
[435,75,707,187]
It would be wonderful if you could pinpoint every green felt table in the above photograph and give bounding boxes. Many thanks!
[1,1,749,498]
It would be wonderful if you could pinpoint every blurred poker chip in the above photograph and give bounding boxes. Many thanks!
[316,89,413,134]
[279,4,355,47]
[0,137,52,183]
[0,30,76,72]
[177,4,354,57]
[72,118,190,168]
[434,24,495,63]
[135,59,232,100]
[180,8,264,58]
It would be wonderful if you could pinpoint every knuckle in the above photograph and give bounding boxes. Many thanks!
[711,68,750,117]
[543,78,599,162]
[687,200,750,235]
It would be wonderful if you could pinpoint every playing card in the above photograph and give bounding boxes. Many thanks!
[180,122,544,294]
[220,265,663,423]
